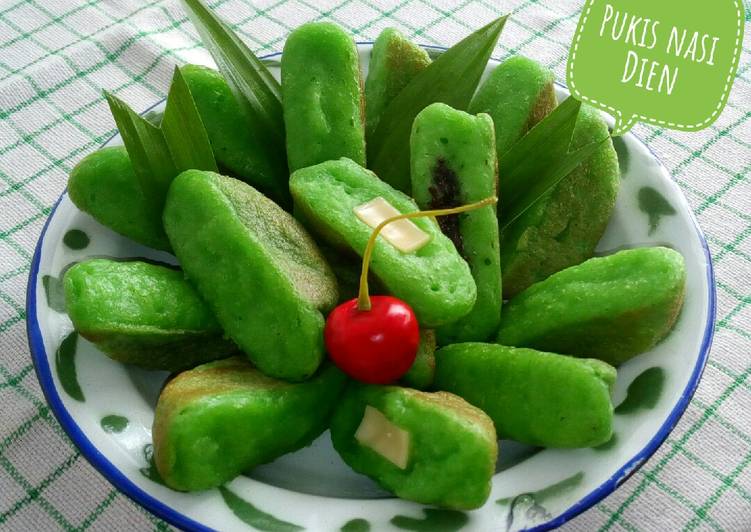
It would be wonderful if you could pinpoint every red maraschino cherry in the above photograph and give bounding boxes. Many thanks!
[324,196,498,384]
[325,295,420,384]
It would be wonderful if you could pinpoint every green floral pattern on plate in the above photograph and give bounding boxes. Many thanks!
[62,229,90,250]
[638,186,676,235]
[615,367,666,415]
[390,509,468,531]
[100,415,129,434]
[55,332,83,402]
[340,518,370,532]
[220,487,303,531]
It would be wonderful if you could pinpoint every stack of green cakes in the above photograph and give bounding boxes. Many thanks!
[62,19,686,511]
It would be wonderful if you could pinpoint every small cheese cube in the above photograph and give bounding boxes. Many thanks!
[354,405,410,469]
[354,197,431,253]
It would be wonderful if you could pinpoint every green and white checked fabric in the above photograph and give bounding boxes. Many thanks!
[0,0,748,530]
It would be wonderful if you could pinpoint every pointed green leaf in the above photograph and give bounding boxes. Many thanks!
[105,91,176,210]
[500,134,610,230]
[219,487,303,531]
[162,66,218,173]
[181,0,284,149]
[368,15,508,192]
[499,96,582,209]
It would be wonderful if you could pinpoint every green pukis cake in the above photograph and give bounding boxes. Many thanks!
[68,146,171,251]
[154,357,347,491]
[365,28,431,139]
[410,103,501,344]
[289,157,476,327]
[64,259,236,371]
[330,384,498,509]
[163,170,338,381]
[434,343,615,448]
[181,64,290,207]
[468,55,556,158]
[282,22,366,171]
[497,247,686,365]
[499,105,620,297]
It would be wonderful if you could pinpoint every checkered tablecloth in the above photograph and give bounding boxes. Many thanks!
[0,0,749,530]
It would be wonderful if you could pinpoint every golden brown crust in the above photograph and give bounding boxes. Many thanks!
[152,357,287,481]
[526,80,557,132]
[402,388,497,454]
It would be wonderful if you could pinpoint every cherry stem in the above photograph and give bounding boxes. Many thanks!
[356,196,498,311]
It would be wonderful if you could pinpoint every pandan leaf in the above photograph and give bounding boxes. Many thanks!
[368,16,508,192]
[499,96,610,229]
[162,66,218,173]
[500,138,608,230]
[105,92,177,210]
[181,0,284,150]
[499,96,582,209]
[105,68,217,210]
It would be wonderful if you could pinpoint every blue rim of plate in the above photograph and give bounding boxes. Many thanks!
[26,46,716,532]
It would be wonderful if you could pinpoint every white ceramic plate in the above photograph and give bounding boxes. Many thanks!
[27,45,715,531]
